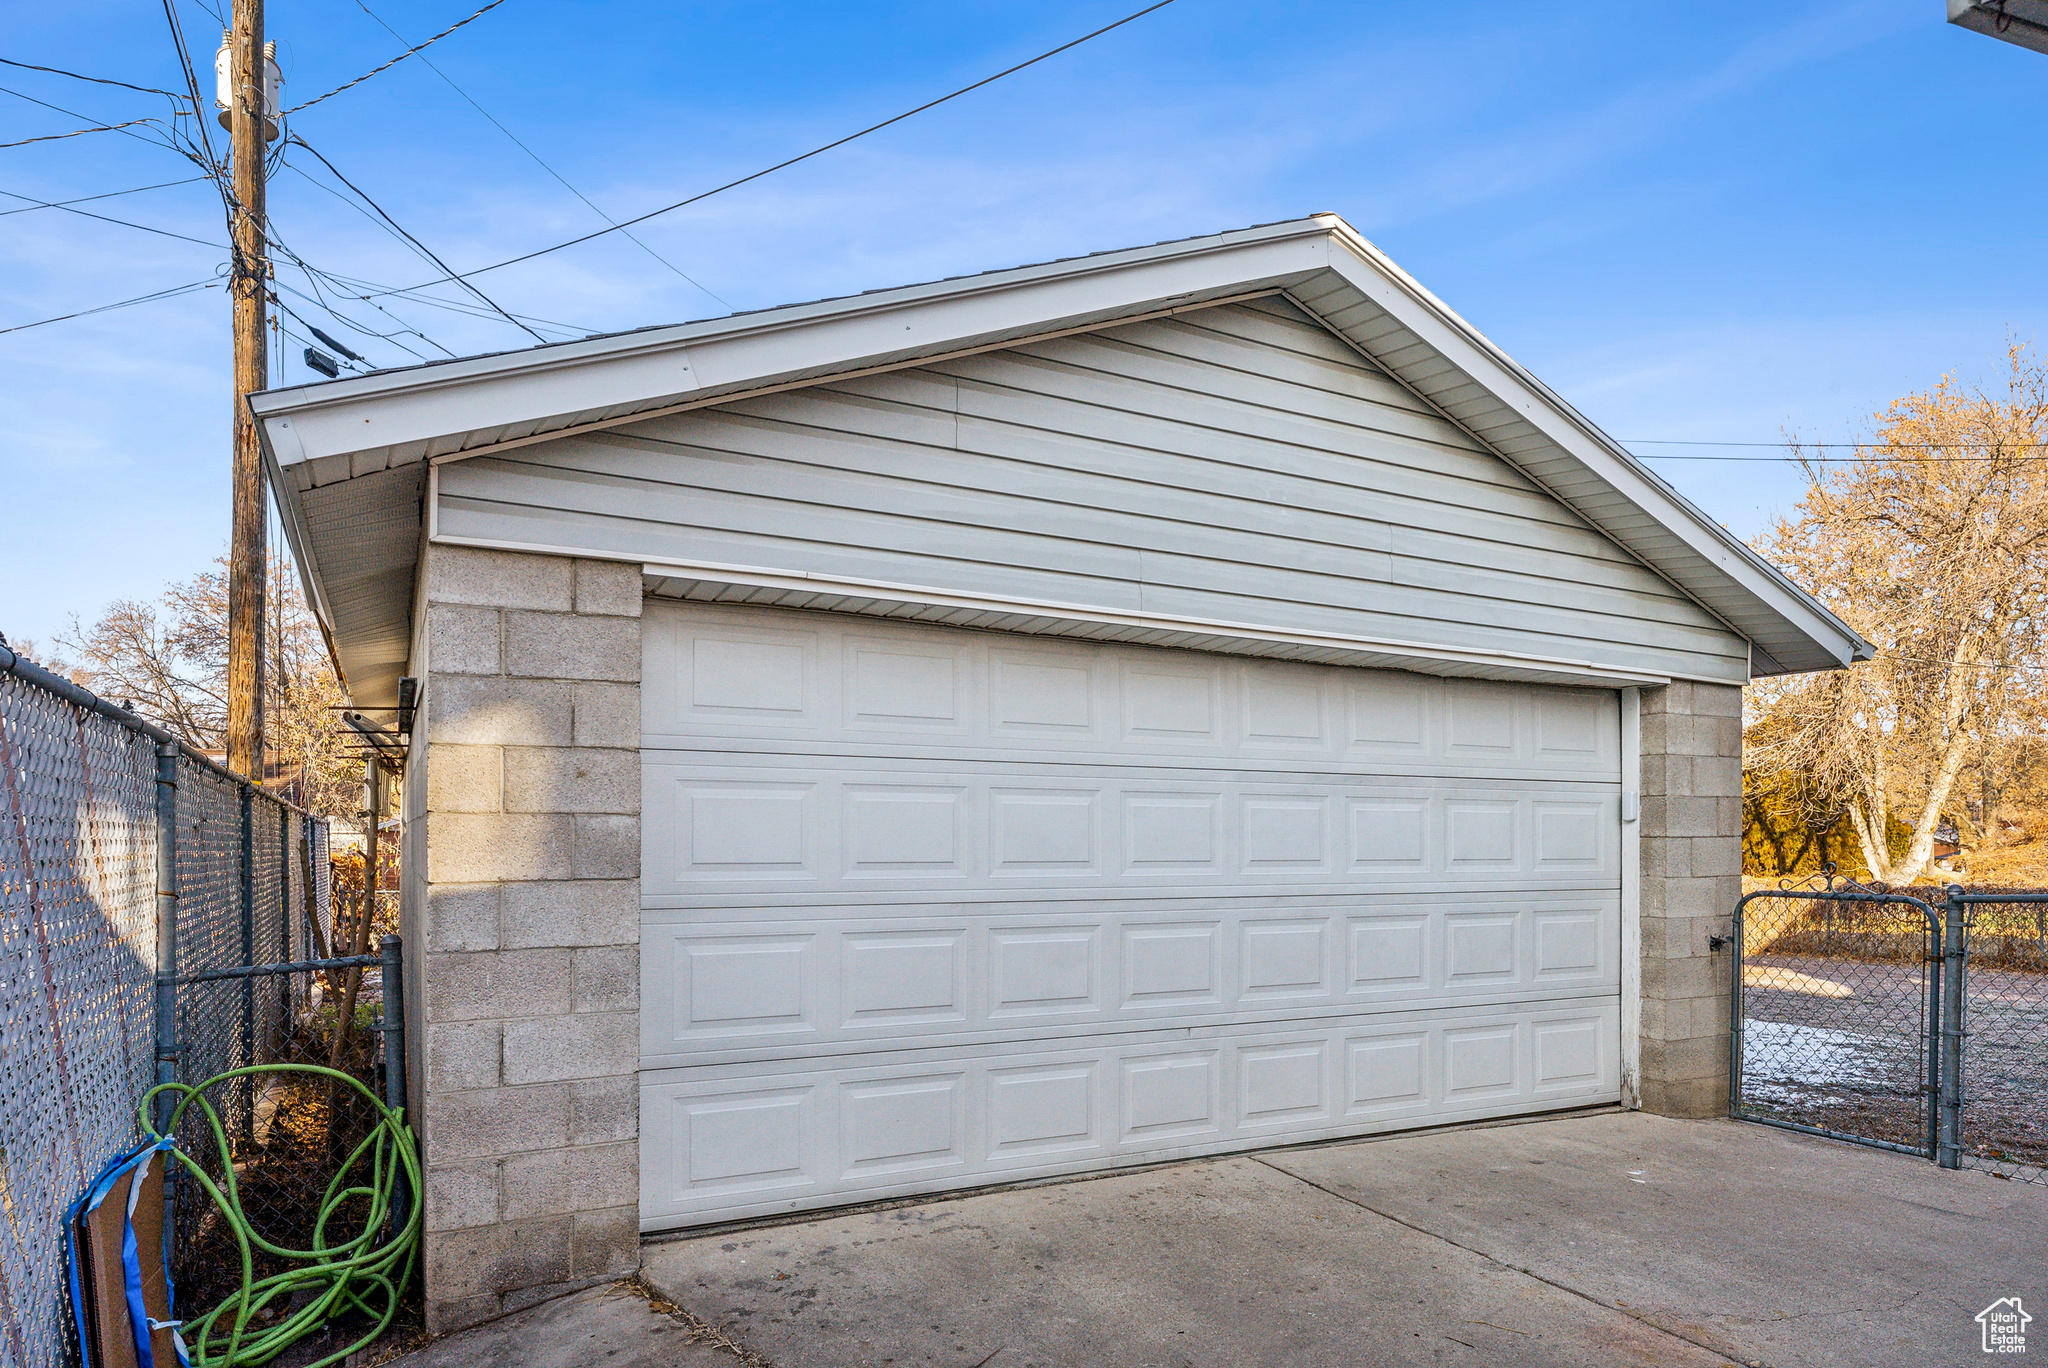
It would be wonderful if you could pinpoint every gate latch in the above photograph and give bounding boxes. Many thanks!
[1708,934,1732,951]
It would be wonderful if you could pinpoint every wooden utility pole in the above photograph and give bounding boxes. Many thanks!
[225,0,269,779]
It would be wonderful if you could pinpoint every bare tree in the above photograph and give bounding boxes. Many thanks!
[1,638,87,686]
[1748,346,2048,885]
[58,554,360,819]
[58,594,226,743]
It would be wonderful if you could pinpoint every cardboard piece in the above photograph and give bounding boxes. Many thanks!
[75,1153,178,1368]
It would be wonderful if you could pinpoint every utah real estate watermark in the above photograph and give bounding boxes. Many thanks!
[1978,1298,2031,1355]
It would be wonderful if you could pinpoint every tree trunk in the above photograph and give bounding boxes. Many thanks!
[1850,765,1894,882]
[1848,801,1888,883]
[328,881,375,1071]
[1889,725,1975,886]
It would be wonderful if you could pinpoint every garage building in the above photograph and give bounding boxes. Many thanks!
[252,214,1868,1330]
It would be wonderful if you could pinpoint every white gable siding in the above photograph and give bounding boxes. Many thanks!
[433,297,1748,684]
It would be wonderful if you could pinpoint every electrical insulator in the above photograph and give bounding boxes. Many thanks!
[215,32,284,142]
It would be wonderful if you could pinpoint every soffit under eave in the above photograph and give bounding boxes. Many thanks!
[294,465,424,709]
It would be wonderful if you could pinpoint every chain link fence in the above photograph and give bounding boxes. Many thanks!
[0,641,336,1367]
[1943,893,2048,1184]
[0,663,160,1368]
[1732,879,2047,1185]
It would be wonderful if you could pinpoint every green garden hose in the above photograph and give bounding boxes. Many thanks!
[138,1064,421,1368]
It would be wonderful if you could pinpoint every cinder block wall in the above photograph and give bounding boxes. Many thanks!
[413,546,642,1331]
[1637,681,1743,1118]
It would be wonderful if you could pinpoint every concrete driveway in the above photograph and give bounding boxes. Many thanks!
[398,1110,2046,1368]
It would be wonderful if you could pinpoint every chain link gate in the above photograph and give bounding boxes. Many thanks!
[1730,878,1942,1157]
[1939,891,2048,1183]
[1731,875,2047,1184]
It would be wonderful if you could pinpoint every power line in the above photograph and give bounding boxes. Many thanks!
[286,0,506,114]
[0,175,207,216]
[177,0,226,29]
[265,217,462,358]
[0,85,180,153]
[276,313,368,374]
[268,211,589,362]
[278,266,444,360]
[0,186,226,248]
[341,277,585,334]
[348,0,727,308]
[275,164,587,335]
[0,277,217,336]
[274,251,455,358]
[159,0,228,190]
[0,56,187,100]
[377,0,1179,297]
[285,132,545,341]
[271,272,433,362]
[0,117,163,150]
[276,164,589,332]
[317,259,590,332]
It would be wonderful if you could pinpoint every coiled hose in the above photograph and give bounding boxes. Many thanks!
[139,1064,421,1368]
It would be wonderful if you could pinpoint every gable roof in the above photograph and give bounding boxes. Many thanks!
[251,213,1869,705]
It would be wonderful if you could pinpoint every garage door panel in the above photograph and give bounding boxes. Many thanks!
[640,894,1619,1067]
[644,759,1619,897]
[641,604,1621,782]
[641,603,1624,1232]
[638,1000,1621,1229]
[643,619,826,731]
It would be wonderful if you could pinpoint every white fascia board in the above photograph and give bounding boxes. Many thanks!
[633,554,1672,689]
[1949,0,2048,53]
[248,219,1337,471]
[1317,224,1873,671]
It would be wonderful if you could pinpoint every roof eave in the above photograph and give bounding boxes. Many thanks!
[256,211,1870,693]
[1312,220,1874,675]
[250,217,1341,474]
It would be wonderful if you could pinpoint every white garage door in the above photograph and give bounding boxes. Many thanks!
[639,602,1622,1231]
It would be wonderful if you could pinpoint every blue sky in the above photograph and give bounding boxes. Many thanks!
[4,0,2044,651]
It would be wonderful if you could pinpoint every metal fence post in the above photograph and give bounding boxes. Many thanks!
[153,741,180,1120]
[278,803,291,1043]
[1937,890,1967,1170]
[379,934,409,1236]
[152,739,181,1272]
[1728,897,1747,1117]
[1924,902,1941,1161]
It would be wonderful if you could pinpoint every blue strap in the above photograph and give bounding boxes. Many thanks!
[66,1217,91,1368]
[120,1153,156,1368]
[149,1137,191,1368]
[126,1139,189,1368]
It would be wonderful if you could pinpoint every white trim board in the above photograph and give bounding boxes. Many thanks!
[1619,685,1642,1110]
